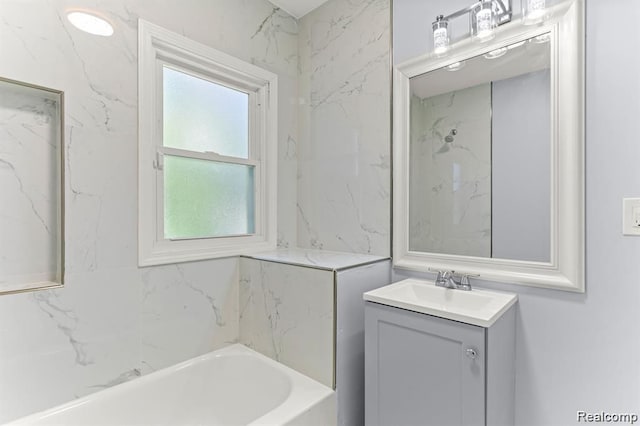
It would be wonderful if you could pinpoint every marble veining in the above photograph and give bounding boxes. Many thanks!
[87,368,142,391]
[409,84,492,257]
[2,0,383,422]
[32,290,92,366]
[0,81,60,292]
[296,0,391,256]
[140,259,239,373]
[239,258,334,387]
[0,0,298,422]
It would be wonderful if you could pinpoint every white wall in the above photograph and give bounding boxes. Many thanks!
[394,0,640,423]
[0,1,298,422]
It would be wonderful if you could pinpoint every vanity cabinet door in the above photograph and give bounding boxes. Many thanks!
[365,302,485,426]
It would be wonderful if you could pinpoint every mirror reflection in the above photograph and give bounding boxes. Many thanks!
[408,33,551,262]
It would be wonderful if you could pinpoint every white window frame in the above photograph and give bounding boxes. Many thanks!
[138,20,277,266]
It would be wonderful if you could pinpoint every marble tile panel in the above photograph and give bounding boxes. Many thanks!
[140,258,239,373]
[409,84,492,257]
[0,268,140,423]
[296,0,391,256]
[276,75,299,248]
[239,258,334,387]
[64,128,139,274]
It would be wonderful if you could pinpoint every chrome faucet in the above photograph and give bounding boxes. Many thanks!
[432,270,478,291]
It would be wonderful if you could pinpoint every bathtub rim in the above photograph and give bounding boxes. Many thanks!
[6,343,335,426]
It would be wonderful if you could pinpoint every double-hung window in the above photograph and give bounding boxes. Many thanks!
[138,20,277,266]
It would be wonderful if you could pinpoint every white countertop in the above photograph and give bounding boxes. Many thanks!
[245,248,388,271]
[364,278,518,327]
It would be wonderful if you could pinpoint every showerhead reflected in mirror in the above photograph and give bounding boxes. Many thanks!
[436,129,457,154]
[408,34,551,263]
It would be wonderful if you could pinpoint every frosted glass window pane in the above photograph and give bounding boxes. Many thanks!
[164,155,255,239]
[163,67,249,158]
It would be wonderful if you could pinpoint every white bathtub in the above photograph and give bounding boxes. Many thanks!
[8,344,336,426]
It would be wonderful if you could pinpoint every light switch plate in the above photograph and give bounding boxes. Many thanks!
[622,198,640,236]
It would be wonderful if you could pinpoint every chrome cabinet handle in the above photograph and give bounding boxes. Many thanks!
[465,348,477,359]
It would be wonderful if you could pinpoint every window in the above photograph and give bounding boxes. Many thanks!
[138,20,277,266]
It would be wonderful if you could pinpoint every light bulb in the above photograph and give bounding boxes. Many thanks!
[523,0,546,25]
[446,61,465,71]
[507,40,527,50]
[473,1,496,42]
[484,47,507,59]
[432,16,450,56]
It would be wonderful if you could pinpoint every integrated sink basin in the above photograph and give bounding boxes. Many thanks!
[363,278,517,327]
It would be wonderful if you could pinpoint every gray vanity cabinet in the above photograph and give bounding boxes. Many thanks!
[364,302,515,426]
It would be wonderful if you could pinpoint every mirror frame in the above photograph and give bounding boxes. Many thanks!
[392,0,584,292]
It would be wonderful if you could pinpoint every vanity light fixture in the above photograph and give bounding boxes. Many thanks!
[66,11,114,36]
[472,0,497,42]
[522,0,547,25]
[432,16,450,56]
[432,0,512,56]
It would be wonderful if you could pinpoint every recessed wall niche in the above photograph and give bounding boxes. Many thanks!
[0,77,64,295]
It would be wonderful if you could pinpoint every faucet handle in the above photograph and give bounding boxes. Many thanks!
[429,268,450,285]
[459,274,480,290]
[429,268,450,281]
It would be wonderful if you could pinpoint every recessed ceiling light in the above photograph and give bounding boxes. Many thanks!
[67,11,114,37]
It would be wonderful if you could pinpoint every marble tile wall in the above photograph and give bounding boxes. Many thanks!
[0,0,393,421]
[0,1,298,422]
[0,81,61,293]
[297,0,391,256]
[409,84,492,257]
[239,250,392,409]
[239,257,334,387]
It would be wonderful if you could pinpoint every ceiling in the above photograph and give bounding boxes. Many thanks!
[269,0,331,18]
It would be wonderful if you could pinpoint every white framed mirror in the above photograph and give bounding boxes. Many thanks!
[393,0,584,291]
